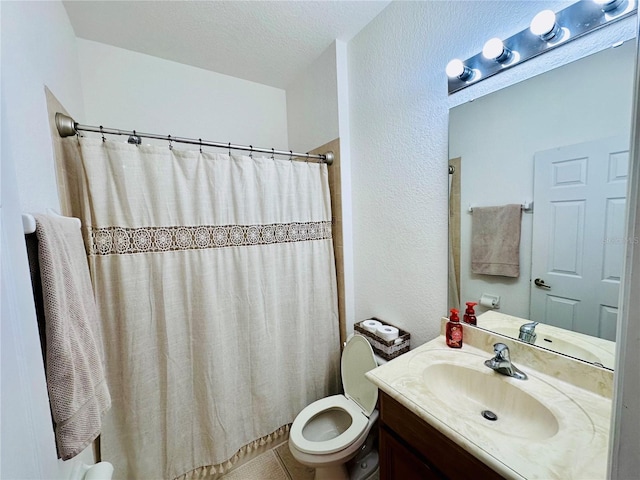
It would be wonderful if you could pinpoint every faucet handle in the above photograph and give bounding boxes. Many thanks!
[519,322,539,343]
[493,342,510,360]
[520,321,539,333]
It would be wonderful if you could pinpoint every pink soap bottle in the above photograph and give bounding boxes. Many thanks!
[463,302,478,325]
[446,309,463,348]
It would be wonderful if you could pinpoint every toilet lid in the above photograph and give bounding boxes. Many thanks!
[341,335,378,416]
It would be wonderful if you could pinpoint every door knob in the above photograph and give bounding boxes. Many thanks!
[534,278,551,289]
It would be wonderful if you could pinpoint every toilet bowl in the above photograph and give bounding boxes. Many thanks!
[289,335,379,480]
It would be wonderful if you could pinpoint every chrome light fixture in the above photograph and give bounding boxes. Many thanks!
[446,0,636,94]
[446,59,474,81]
[530,10,561,41]
[482,37,512,63]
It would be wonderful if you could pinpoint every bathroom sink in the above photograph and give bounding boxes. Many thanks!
[391,349,595,445]
[366,337,611,480]
[421,362,558,440]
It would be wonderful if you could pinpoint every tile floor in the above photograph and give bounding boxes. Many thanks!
[222,441,380,480]
[222,442,313,480]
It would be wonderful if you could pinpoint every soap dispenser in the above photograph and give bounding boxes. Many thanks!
[446,309,463,348]
[463,302,477,325]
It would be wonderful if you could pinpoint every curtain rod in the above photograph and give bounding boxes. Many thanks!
[55,113,334,165]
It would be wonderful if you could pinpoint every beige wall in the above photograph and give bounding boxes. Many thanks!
[310,139,346,345]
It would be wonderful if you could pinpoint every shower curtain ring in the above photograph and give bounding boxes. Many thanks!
[306,153,310,163]
[100,126,105,142]
[271,148,275,160]
[249,145,253,158]
[199,138,203,154]
[168,134,173,150]
[228,142,231,157]
[289,150,293,162]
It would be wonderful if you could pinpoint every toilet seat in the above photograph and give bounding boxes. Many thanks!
[290,335,379,456]
[289,394,369,455]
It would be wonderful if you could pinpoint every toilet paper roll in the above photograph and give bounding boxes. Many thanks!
[361,319,382,333]
[480,294,500,309]
[376,325,399,341]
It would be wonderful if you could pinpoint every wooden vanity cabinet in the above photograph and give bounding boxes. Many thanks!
[378,391,505,480]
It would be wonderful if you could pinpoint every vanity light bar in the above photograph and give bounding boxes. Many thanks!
[447,0,637,95]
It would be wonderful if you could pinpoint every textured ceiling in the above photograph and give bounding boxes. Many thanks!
[63,1,391,89]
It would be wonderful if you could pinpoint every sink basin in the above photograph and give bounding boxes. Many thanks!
[421,362,558,440]
[391,349,595,446]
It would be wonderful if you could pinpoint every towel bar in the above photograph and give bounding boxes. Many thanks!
[468,201,533,213]
[22,214,36,234]
[22,211,82,234]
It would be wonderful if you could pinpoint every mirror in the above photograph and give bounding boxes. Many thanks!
[448,39,637,369]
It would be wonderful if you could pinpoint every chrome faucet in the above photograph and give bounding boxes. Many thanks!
[484,343,527,380]
[518,321,538,344]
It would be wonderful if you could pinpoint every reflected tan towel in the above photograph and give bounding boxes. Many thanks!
[34,214,111,460]
[471,204,522,278]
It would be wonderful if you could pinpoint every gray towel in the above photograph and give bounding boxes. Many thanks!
[34,214,111,460]
[471,204,522,278]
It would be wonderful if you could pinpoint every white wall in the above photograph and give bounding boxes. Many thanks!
[336,40,356,331]
[347,0,636,347]
[286,42,339,153]
[450,41,635,320]
[286,40,357,333]
[0,1,92,478]
[77,39,288,149]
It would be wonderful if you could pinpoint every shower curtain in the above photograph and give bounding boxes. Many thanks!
[59,137,341,479]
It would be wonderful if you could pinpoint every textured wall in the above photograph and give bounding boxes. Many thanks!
[347,0,636,348]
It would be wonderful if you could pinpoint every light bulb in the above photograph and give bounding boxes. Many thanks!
[530,10,559,40]
[446,59,473,80]
[482,38,511,62]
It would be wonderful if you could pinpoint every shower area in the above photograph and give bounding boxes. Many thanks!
[52,104,345,478]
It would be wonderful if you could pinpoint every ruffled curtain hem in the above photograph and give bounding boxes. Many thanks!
[174,424,291,479]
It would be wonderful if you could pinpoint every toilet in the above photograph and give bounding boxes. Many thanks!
[289,334,379,480]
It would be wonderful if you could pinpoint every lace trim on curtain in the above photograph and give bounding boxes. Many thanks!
[89,221,332,255]
[173,424,291,480]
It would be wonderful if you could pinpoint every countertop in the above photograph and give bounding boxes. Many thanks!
[365,330,613,479]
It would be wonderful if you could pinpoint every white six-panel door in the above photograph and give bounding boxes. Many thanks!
[530,136,629,340]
